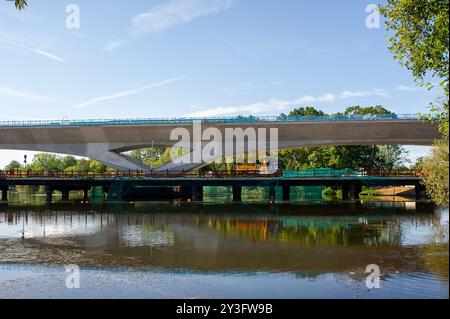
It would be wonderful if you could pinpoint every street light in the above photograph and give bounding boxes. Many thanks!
[23,154,27,176]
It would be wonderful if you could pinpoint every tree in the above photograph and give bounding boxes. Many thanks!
[4,160,22,171]
[30,153,64,171]
[380,0,449,136]
[64,159,91,173]
[10,0,27,10]
[128,147,166,168]
[416,142,449,205]
[128,146,174,168]
[89,161,108,174]
[339,105,394,116]
[288,107,326,117]
[61,156,77,170]
[381,0,449,204]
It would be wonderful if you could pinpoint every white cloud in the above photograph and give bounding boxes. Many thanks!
[14,43,65,63]
[0,33,64,63]
[187,88,390,117]
[0,86,54,101]
[396,84,425,91]
[74,76,187,109]
[339,88,389,99]
[131,0,235,35]
[103,39,128,52]
[30,48,65,63]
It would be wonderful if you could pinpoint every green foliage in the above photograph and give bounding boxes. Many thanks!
[288,107,326,117]
[128,146,185,168]
[61,156,77,169]
[2,153,112,174]
[380,0,449,137]
[417,142,449,205]
[337,105,394,116]
[14,0,27,10]
[64,158,111,173]
[29,153,65,171]
[4,160,22,171]
[381,0,449,205]
[380,0,449,93]
[128,147,165,168]
[89,161,109,174]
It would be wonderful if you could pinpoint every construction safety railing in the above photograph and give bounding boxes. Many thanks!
[0,114,422,128]
[0,168,418,179]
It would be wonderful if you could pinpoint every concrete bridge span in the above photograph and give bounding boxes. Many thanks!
[0,116,441,171]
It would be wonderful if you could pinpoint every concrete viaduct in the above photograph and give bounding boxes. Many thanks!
[0,115,441,171]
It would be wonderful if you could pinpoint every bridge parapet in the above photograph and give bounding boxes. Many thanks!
[0,114,422,128]
[0,168,419,179]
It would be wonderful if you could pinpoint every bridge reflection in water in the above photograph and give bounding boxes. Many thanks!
[0,201,448,298]
[0,202,447,277]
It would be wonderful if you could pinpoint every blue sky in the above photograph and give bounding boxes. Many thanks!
[0,0,442,166]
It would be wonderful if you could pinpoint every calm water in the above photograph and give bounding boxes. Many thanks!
[0,189,448,298]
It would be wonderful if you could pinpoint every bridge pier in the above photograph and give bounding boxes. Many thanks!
[349,184,362,200]
[269,186,276,203]
[1,186,8,202]
[191,186,203,201]
[342,185,350,200]
[179,186,191,200]
[61,190,70,201]
[45,186,53,203]
[233,186,242,202]
[342,184,362,200]
[415,183,427,199]
[83,188,89,202]
[282,186,291,201]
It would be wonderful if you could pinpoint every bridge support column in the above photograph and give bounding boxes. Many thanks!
[103,187,109,201]
[233,186,242,202]
[61,190,70,201]
[83,188,89,203]
[415,183,427,199]
[269,186,276,203]
[45,186,53,203]
[192,186,203,202]
[342,185,350,200]
[180,186,192,200]
[282,186,291,201]
[348,184,362,200]
[1,186,8,202]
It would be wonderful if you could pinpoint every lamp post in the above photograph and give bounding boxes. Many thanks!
[23,154,27,177]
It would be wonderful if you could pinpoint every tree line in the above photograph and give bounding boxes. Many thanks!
[3,154,110,174]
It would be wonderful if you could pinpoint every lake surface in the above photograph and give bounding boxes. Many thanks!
[0,198,448,298]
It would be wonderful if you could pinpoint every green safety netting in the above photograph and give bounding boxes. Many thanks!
[282,168,360,177]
